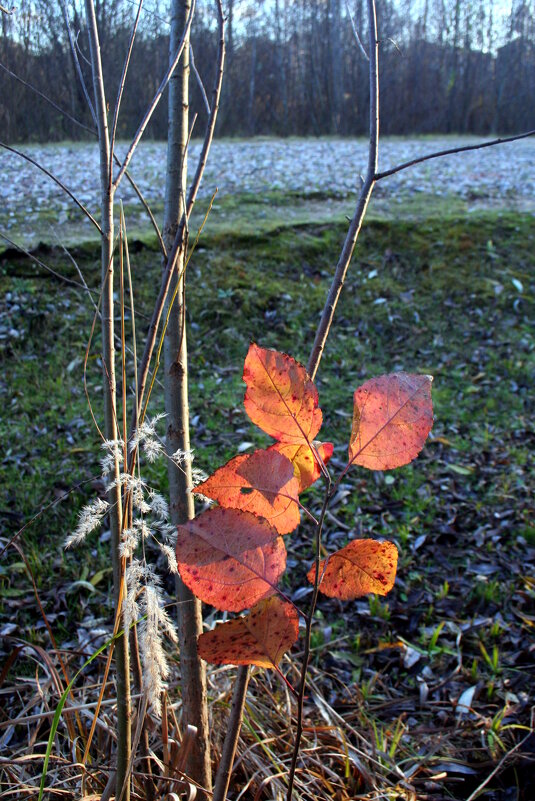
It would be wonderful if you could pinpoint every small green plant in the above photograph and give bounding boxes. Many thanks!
[368,594,392,621]
[428,621,445,653]
[479,640,502,676]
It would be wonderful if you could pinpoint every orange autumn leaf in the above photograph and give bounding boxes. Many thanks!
[193,449,300,534]
[243,343,322,444]
[308,539,398,599]
[198,596,299,667]
[268,441,334,493]
[349,373,433,470]
[175,507,286,612]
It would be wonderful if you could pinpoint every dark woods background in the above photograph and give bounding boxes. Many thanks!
[1,0,534,143]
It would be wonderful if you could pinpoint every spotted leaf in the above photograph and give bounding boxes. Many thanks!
[308,539,398,599]
[349,373,433,470]
[193,449,300,534]
[198,596,299,667]
[176,508,286,612]
[243,343,322,444]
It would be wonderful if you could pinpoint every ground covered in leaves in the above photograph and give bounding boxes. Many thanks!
[1,196,534,800]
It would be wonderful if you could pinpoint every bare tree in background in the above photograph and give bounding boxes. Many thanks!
[2,0,534,140]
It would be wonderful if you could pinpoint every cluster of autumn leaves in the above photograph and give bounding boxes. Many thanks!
[175,344,433,669]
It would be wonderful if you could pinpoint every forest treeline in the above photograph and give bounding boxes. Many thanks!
[1,0,534,143]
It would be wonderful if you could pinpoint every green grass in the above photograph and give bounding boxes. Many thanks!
[1,198,534,798]
[2,207,533,559]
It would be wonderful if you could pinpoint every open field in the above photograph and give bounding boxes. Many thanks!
[1,135,535,251]
[1,137,534,799]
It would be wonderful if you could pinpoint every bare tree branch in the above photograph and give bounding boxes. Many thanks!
[83,2,130,798]
[190,43,211,115]
[0,67,164,252]
[112,0,196,191]
[131,0,225,431]
[0,62,96,135]
[345,0,369,60]
[60,0,97,126]
[0,231,98,294]
[375,128,535,181]
[212,666,250,801]
[0,142,102,234]
[120,160,167,257]
[109,0,145,187]
[307,0,379,381]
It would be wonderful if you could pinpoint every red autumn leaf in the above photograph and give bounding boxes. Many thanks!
[198,596,299,668]
[349,373,433,470]
[193,449,300,534]
[269,441,334,493]
[175,507,286,612]
[243,343,323,444]
[307,539,398,600]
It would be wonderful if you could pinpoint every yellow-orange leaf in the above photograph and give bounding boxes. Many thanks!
[269,441,334,493]
[349,373,433,470]
[308,539,398,599]
[198,597,299,667]
[176,508,286,612]
[193,449,300,534]
[243,343,322,444]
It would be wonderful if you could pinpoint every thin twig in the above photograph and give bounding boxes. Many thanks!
[375,128,535,181]
[59,243,100,306]
[0,58,168,256]
[109,0,145,188]
[184,0,225,221]
[288,1,378,796]
[0,142,101,233]
[212,666,250,801]
[131,0,225,435]
[345,0,369,60]
[465,727,535,801]
[60,0,97,126]
[190,43,211,115]
[0,62,95,135]
[84,2,130,798]
[120,161,167,257]
[307,0,379,381]
[0,231,98,294]
[112,0,196,191]
[286,487,331,801]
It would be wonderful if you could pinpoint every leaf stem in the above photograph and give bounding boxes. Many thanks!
[286,480,331,801]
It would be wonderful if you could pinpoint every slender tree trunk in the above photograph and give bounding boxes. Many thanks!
[329,0,342,133]
[248,30,257,136]
[84,2,131,799]
[275,0,288,134]
[163,1,212,797]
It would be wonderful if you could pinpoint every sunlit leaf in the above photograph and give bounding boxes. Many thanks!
[269,441,334,492]
[349,373,433,470]
[307,539,398,599]
[243,343,322,444]
[198,596,299,667]
[176,508,286,611]
[193,449,300,534]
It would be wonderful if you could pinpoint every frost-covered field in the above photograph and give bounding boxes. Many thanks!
[1,136,534,247]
